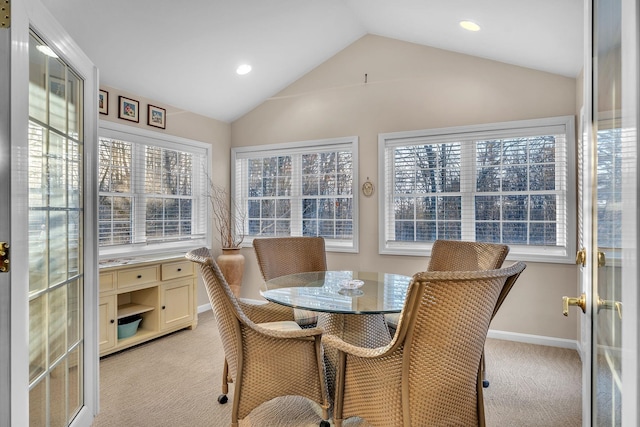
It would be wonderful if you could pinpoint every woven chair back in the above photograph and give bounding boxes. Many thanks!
[427,239,509,272]
[186,247,243,378]
[400,262,527,426]
[427,240,513,318]
[253,236,327,281]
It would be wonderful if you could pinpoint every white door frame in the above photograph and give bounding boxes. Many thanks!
[621,0,639,425]
[9,2,29,424]
[8,1,99,425]
[580,0,595,422]
[0,10,12,426]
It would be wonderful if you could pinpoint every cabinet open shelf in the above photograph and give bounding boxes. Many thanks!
[117,303,155,319]
[117,328,156,344]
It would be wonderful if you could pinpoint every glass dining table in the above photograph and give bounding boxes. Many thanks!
[260,270,412,392]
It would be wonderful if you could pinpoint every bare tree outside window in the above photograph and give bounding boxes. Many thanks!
[383,118,572,258]
[98,136,207,250]
[236,137,357,250]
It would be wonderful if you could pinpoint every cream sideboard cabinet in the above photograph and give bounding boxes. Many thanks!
[98,256,198,356]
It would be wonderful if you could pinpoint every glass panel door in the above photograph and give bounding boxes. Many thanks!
[5,2,97,425]
[27,31,84,426]
[592,0,626,423]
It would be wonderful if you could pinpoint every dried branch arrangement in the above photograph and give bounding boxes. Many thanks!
[208,180,245,249]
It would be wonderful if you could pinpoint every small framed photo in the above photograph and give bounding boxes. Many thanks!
[99,90,109,115]
[118,96,139,122]
[50,77,66,98]
[147,104,166,129]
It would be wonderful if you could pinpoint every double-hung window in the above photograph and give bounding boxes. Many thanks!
[232,136,358,252]
[379,116,576,263]
[98,121,210,257]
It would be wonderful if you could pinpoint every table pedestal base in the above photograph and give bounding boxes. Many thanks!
[318,313,392,399]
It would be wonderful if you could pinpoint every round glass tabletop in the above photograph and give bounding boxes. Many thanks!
[260,270,412,314]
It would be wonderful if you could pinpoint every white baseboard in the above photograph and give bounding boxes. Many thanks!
[487,329,579,351]
[198,303,579,352]
[198,303,212,314]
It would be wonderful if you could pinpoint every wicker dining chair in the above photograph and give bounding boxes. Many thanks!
[323,261,527,427]
[427,239,513,389]
[386,239,511,388]
[253,236,327,327]
[186,247,330,427]
[426,239,510,272]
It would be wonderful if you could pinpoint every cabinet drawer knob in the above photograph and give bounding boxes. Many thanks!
[137,275,142,279]
[162,305,166,310]
[110,319,115,324]
[177,268,182,272]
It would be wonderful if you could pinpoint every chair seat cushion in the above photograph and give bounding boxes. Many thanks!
[294,309,318,326]
[385,313,400,329]
[258,320,302,331]
[241,298,317,326]
[238,298,268,305]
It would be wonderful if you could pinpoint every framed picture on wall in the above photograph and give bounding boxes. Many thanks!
[118,96,139,122]
[147,104,166,129]
[99,89,109,115]
[50,76,75,101]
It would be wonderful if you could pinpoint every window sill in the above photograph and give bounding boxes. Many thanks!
[380,242,575,264]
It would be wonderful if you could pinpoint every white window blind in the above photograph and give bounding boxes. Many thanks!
[232,136,358,252]
[98,122,210,256]
[379,116,576,263]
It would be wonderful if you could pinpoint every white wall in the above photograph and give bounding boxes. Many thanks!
[98,84,231,313]
[231,34,580,342]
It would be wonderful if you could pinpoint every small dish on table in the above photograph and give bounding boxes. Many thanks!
[338,279,364,296]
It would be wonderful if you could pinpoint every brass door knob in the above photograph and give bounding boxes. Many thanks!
[562,293,586,316]
[575,248,586,267]
[598,297,622,319]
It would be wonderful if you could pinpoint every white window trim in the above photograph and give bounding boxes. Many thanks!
[232,136,359,253]
[378,116,576,264]
[98,120,212,259]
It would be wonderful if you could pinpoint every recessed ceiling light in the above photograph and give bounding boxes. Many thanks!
[460,20,481,32]
[36,45,59,58]
[236,64,252,75]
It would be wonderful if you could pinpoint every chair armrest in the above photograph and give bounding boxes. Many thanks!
[237,298,295,323]
[251,323,324,340]
[322,333,396,359]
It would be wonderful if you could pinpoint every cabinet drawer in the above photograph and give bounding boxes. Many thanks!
[162,260,193,281]
[117,266,159,289]
[99,272,115,293]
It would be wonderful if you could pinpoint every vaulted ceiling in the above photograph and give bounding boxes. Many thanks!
[41,0,583,123]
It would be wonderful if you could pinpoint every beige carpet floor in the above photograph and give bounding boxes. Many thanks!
[92,310,581,427]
